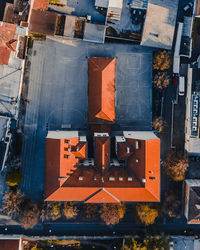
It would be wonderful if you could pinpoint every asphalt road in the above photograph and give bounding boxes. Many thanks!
[0,221,200,237]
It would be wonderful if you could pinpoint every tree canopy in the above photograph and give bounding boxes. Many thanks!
[6,168,22,186]
[136,203,158,225]
[63,202,78,219]
[153,50,171,71]
[163,153,189,181]
[100,203,126,225]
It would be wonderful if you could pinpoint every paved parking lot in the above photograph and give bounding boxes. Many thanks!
[21,38,152,201]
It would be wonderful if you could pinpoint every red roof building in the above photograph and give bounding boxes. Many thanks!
[32,0,49,10]
[88,57,116,123]
[45,57,160,203]
[45,131,160,203]
[0,22,17,65]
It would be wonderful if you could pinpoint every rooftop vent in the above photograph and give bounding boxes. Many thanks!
[149,32,159,37]
[78,176,83,181]
[128,177,132,181]
[135,159,139,163]
[127,147,130,153]
[142,178,147,183]
[109,176,115,181]
[58,177,67,181]
[119,176,123,181]
[135,141,139,149]
[94,176,97,181]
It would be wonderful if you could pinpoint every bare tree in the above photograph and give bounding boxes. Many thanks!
[153,71,170,89]
[100,203,126,226]
[83,203,99,220]
[19,199,39,229]
[63,202,78,219]
[152,117,166,133]
[2,189,24,219]
[163,153,189,181]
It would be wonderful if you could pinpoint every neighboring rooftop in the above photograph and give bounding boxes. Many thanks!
[3,0,28,25]
[185,66,200,155]
[0,22,17,65]
[84,23,106,43]
[0,64,23,118]
[32,0,48,10]
[141,0,179,49]
[0,239,19,250]
[185,179,200,224]
[0,116,11,171]
[196,0,200,16]
[29,9,58,36]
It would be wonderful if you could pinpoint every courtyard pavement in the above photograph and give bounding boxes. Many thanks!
[21,38,152,201]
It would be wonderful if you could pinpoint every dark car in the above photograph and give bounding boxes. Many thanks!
[172,74,178,86]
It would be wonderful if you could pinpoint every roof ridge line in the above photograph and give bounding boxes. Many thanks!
[102,188,120,202]
[84,188,103,202]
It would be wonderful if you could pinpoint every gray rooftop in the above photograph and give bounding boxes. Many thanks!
[83,23,106,43]
[141,0,178,49]
[0,64,22,118]
[0,116,10,141]
[95,0,109,8]
[0,116,11,171]
[64,15,76,38]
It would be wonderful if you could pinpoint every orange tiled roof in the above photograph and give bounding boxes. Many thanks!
[33,0,49,10]
[88,57,116,123]
[71,142,87,159]
[0,22,17,65]
[45,135,160,203]
[45,137,87,198]
[95,136,110,173]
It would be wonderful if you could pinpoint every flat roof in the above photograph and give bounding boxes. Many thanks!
[141,0,178,49]
[84,23,106,43]
[29,9,58,35]
[33,0,48,10]
[0,116,10,140]
[0,116,10,171]
[0,64,22,118]
[95,0,109,8]
[64,15,76,37]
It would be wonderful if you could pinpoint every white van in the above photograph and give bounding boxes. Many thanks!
[179,76,185,96]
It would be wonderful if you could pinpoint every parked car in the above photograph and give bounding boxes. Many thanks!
[172,73,178,86]
[183,2,193,15]
[178,76,185,96]
[183,2,193,12]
